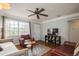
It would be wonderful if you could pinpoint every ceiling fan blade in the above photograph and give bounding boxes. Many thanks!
[26,9,35,13]
[28,14,36,17]
[40,14,48,17]
[37,15,40,19]
[39,8,45,13]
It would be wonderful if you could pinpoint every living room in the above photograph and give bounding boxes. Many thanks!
[0,3,79,56]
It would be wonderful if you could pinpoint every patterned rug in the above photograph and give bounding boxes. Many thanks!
[26,44,51,56]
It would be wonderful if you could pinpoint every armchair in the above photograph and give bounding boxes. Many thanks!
[19,35,34,47]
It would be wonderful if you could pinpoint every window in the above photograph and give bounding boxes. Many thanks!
[19,22,30,35]
[5,18,30,38]
[5,19,18,38]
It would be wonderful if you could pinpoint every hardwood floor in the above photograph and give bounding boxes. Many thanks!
[16,40,59,56]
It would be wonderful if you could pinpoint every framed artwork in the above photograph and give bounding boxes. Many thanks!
[52,28,58,35]
[53,28,58,33]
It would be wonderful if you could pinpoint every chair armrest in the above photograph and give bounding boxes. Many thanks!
[0,39,13,43]
[6,49,26,56]
[64,41,76,48]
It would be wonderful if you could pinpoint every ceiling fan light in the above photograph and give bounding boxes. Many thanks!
[0,3,11,9]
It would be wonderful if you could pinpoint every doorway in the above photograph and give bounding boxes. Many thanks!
[68,20,79,43]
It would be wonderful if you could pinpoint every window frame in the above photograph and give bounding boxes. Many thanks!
[4,18,30,38]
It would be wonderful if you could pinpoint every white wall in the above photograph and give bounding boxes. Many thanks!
[41,19,69,44]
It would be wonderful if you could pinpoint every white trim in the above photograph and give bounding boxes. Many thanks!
[42,13,79,23]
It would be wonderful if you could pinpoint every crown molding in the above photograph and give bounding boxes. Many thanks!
[42,12,79,23]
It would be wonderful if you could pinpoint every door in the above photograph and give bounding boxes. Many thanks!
[69,20,79,43]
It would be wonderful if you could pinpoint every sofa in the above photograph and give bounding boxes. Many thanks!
[0,39,26,56]
[51,41,79,56]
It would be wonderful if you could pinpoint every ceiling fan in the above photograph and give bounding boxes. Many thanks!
[26,8,48,19]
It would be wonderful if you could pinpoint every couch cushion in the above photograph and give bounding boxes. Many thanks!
[51,45,74,56]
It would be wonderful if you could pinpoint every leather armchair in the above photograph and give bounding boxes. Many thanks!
[19,35,34,47]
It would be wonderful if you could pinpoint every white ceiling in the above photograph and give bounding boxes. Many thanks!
[0,3,79,22]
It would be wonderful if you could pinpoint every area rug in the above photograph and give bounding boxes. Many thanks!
[27,44,51,56]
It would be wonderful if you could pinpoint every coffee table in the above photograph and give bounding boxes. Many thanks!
[24,40,36,56]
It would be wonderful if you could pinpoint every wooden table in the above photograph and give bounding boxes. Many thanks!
[45,35,61,45]
[24,40,36,55]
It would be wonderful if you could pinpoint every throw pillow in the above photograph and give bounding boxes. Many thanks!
[75,41,79,48]
[74,46,79,56]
